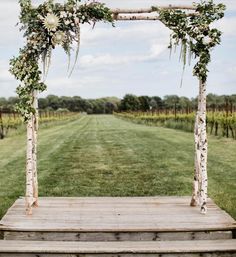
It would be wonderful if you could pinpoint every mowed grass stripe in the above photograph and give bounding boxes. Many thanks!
[0,115,235,219]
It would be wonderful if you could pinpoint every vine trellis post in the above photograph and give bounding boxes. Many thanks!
[10,0,225,215]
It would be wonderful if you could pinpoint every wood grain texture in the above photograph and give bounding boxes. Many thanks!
[1,254,236,257]
[0,240,236,253]
[0,197,235,233]
[3,231,232,241]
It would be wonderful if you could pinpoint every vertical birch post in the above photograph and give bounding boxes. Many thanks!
[26,108,34,215]
[190,113,200,207]
[32,90,39,207]
[26,90,39,214]
[191,79,208,213]
[198,79,208,214]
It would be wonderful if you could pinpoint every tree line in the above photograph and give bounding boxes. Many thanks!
[0,94,236,114]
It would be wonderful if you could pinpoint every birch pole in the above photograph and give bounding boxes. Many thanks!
[26,109,34,215]
[192,79,208,214]
[32,90,39,207]
[190,113,201,207]
[26,90,39,214]
[111,6,197,14]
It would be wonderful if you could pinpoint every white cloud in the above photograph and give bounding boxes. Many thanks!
[0,0,235,98]
[81,21,169,48]
[0,60,13,82]
[79,42,167,69]
[227,66,236,76]
[0,1,22,46]
[215,17,236,37]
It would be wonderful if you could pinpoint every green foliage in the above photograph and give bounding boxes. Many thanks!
[119,94,141,111]
[10,0,225,121]
[156,0,226,83]
[10,0,114,121]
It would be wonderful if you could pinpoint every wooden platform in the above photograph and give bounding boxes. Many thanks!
[0,197,236,256]
[0,197,235,241]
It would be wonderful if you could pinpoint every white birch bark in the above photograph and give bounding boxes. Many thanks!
[190,112,201,207]
[198,80,208,214]
[114,13,197,21]
[32,90,39,207]
[190,80,208,213]
[111,5,196,14]
[26,114,34,215]
[114,14,160,21]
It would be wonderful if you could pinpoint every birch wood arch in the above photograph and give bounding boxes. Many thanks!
[10,0,225,215]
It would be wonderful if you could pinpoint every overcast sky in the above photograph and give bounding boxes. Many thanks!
[0,0,235,99]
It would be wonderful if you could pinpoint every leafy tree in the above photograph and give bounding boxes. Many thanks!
[163,95,180,110]
[38,98,49,109]
[138,96,151,111]
[119,94,141,111]
[152,96,163,110]
[46,95,61,110]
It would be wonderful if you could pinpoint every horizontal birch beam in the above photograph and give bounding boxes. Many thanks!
[114,14,160,21]
[111,5,197,14]
[113,13,198,21]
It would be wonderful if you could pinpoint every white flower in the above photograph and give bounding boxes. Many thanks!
[197,34,203,40]
[193,27,199,33]
[60,11,67,18]
[74,17,80,25]
[43,13,60,31]
[202,36,212,45]
[65,20,70,25]
[38,14,44,20]
[52,31,66,45]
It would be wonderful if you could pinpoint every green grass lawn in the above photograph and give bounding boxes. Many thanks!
[0,115,235,219]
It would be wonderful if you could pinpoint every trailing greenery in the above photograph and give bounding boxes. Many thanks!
[155,0,226,83]
[9,0,113,121]
[9,0,225,121]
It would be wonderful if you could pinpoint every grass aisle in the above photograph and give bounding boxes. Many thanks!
[0,115,235,219]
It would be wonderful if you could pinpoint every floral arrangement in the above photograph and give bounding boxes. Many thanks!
[154,0,226,84]
[10,0,225,121]
[10,0,113,120]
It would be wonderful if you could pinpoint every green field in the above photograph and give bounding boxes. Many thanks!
[0,115,235,219]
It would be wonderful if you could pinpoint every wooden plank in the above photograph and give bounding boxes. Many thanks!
[1,254,236,257]
[0,240,236,253]
[0,197,235,233]
[4,231,233,241]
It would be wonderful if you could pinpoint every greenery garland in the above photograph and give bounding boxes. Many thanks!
[154,0,226,84]
[10,0,225,121]
[10,0,113,121]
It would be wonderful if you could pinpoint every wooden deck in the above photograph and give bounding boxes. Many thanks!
[0,197,236,256]
[0,197,235,234]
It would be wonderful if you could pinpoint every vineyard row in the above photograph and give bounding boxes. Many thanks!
[0,111,80,139]
[114,112,236,140]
